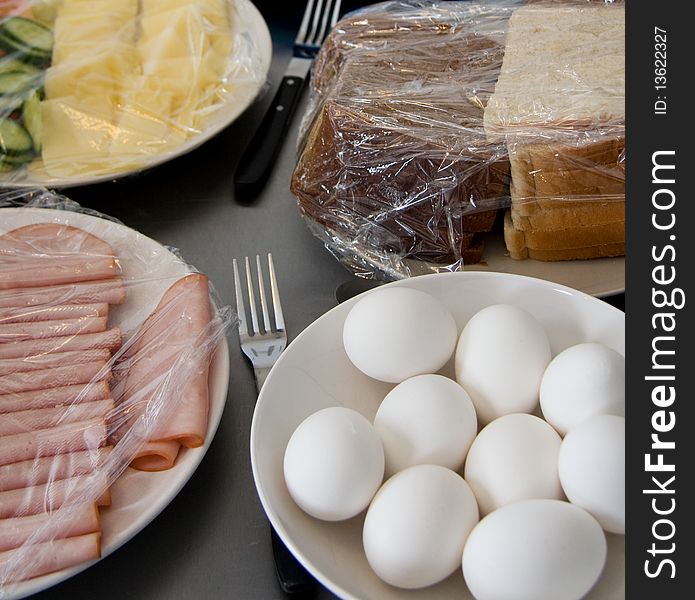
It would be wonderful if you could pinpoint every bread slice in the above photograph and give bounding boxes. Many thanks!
[504,210,624,261]
[484,5,624,136]
[510,202,624,231]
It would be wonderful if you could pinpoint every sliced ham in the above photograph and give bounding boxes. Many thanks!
[0,381,111,414]
[0,419,108,466]
[0,259,119,291]
[115,274,211,470]
[0,349,112,377]
[0,400,114,437]
[0,361,111,395]
[0,303,108,324]
[0,532,101,583]
[0,278,126,309]
[0,328,122,360]
[0,316,108,342]
[0,447,112,492]
[0,503,100,551]
[0,223,120,289]
[0,473,110,518]
[129,440,181,472]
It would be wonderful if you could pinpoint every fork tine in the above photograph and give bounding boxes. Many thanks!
[330,0,341,29]
[256,255,272,333]
[245,256,260,335]
[268,253,286,333]
[306,0,324,47]
[296,0,316,45]
[232,258,248,337]
[313,0,340,46]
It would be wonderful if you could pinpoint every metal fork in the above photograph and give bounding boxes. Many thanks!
[233,0,343,195]
[233,254,317,594]
[233,254,287,391]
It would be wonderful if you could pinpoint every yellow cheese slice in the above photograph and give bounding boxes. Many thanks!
[40,98,116,177]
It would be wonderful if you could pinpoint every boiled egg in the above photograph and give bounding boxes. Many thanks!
[373,374,477,476]
[462,499,607,600]
[455,304,551,424]
[540,342,625,435]
[343,287,458,383]
[559,414,625,534]
[464,413,563,515]
[363,464,479,589]
[283,407,384,521]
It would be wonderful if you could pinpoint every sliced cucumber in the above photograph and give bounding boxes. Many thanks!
[0,57,42,76]
[21,90,41,153]
[0,70,42,95]
[0,17,53,66]
[0,117,35,158]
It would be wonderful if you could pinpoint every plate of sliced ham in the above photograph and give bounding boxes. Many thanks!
[0,207,230,598]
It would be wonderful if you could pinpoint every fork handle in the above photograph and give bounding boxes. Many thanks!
[271,526,317,595]
[234,75,306,196]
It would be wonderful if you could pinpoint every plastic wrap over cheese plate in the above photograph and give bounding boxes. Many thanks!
[0,190,233,598]
[0,0,271,188]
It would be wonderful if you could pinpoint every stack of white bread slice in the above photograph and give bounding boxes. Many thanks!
[484,3,625,261]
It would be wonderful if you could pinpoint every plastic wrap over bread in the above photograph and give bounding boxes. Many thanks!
[0,189,232,592]
[291,0,625,273]
[291,0,518,278]
[483,1,625,260]
[0,0,266,185]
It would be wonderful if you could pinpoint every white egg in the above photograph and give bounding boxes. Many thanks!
[455,304,551,424]
[363,464,479,589]
[343,287,458,383]
[283,407,384,521]
[559,414,625,534]
[373,374,477,476]
[540,342,625,435]
[463,499,607,600]
[464,413,563,515]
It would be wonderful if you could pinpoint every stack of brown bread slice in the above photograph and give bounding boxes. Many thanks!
[291,5,511,266]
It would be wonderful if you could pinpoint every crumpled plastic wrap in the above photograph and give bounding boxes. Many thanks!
[0,0,267,186]
[0,189,232,593]
[290,0,625,277]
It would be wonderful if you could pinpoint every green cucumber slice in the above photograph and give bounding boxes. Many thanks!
[0,56,42,76]
[0,117,35,157]
[0,70,42,95]
[21,89,41,153]
[0,17,53,65]
[0,17,53,54]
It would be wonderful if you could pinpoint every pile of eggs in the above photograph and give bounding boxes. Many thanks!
[282,287,625,599]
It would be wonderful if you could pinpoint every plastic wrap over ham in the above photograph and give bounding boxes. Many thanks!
[0,189,232,593]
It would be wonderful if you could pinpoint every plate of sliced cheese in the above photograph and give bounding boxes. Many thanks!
[0,0,271,188]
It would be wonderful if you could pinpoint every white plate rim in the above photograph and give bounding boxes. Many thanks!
[0,0,272,189]
[0,207,231,599]
[250,270,625,600]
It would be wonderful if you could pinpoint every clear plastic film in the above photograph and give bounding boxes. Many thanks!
[290,0,625,274]
[0,0,268,186]
[0,189,233,593]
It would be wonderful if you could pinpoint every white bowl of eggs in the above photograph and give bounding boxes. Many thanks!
[250,271,625,600]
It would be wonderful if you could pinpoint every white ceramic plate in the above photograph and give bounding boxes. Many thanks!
[251,271,625,600]
[0,0,272,189]
[327,226,625,298]
[0,208,230,599]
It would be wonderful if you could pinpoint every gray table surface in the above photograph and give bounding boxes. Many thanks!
[26,2,623,598]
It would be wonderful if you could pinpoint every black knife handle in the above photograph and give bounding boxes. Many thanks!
[271,525,317,595]
[234,75,305,195]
